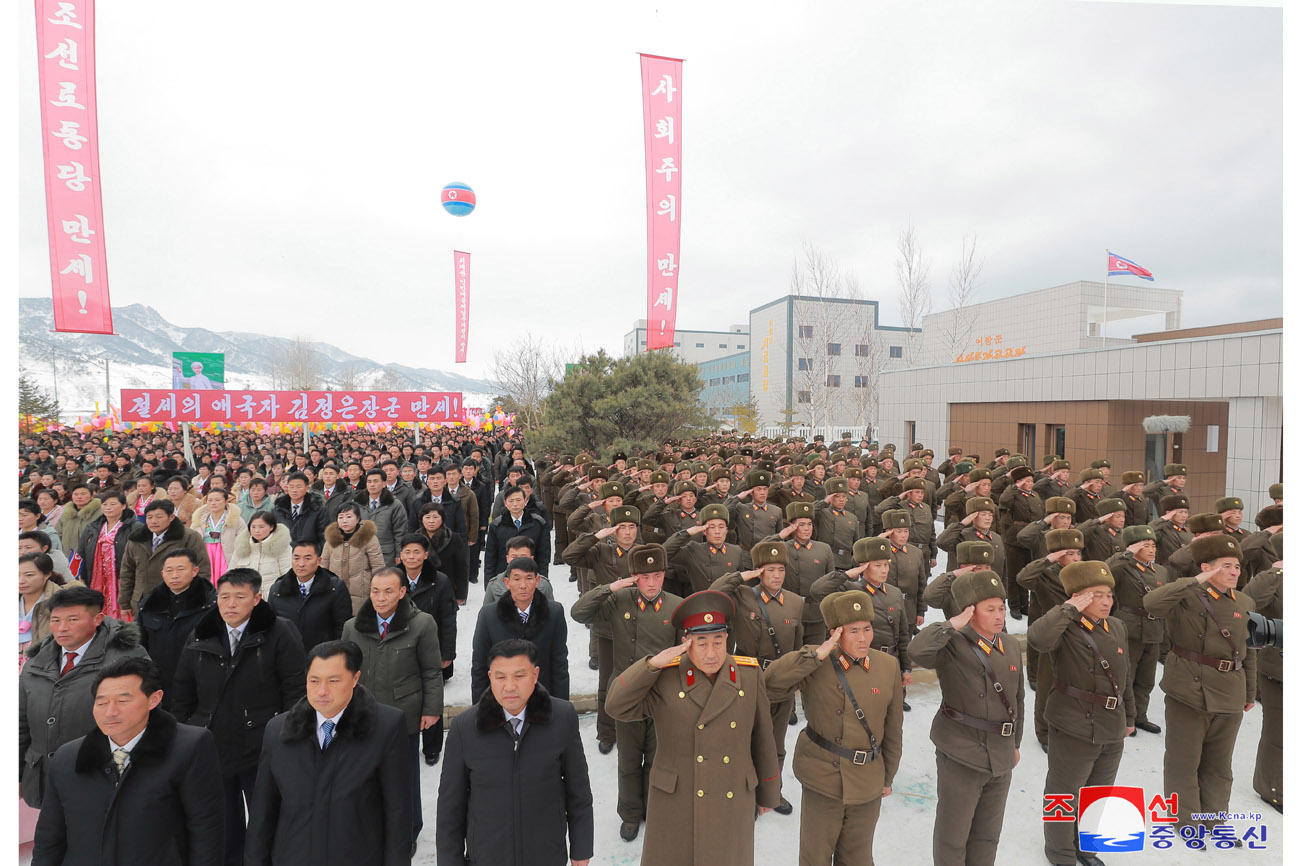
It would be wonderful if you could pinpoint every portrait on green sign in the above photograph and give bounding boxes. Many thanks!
[172,352,225,391]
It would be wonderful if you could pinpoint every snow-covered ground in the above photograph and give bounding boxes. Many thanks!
[418,560,1283,865]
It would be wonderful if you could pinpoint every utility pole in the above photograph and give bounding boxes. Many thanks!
[104,359,111,412]
[49,342,58,406]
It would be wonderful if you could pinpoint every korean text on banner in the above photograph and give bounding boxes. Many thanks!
[454,251,471,364]
[640,53,683,351]
[122,390,464,424]
[36,0,114,334]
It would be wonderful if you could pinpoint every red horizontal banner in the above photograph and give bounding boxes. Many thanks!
[121,389,463,423]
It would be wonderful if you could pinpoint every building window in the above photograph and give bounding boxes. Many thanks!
[719,343,727,349]
[673,341,681,347]
[797,357,813,371]
[709,378,721,386]
[854,376,868,388]
[1019,423,1036,461]
[737,373,749,382]
[640,340,646,346]
[696,342,705,348]
[855,344,871,357]
[798,325,813,338]
[889,346,903,359]
[737,344,745,349]
[1048,425,1066,459]
[827,343,841,356]
[826,375,841,387]
[906,421,917,447]
[797,391,811,404]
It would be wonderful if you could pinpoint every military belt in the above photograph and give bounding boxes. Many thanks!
[940,703,1015,737]
[1053,679,1120,710]
[1171,644,1242,672]
[804,727,878,764]
[1117,603,1156,621]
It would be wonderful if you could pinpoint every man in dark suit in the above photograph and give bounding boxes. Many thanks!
[245,640,412,865]
[470,557,569,702]
[32,657,225,866]
[266,540,352,653]
[438,638,594,866]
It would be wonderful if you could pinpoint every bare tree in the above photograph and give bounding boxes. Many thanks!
[790,244,853,434]
[936,233,984,362]
[276,338,324,390]
[372,368,408,391]
[491,332,567,429]
[844,273,885,428]
[336,362,363,391]
[895,222,932,362]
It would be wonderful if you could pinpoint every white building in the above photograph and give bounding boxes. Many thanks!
[623,320,749,365]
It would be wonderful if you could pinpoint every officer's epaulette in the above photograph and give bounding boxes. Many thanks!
[732,655,760,667]
[661,657,682,667]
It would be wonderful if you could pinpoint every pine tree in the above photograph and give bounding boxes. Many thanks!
[18,370,60,433]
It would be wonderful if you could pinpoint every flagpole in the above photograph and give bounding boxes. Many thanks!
[1101,250,1110,346]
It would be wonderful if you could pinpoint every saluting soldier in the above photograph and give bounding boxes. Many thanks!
[1240,504,1282,585]
[770,464,815,512]
[764,590,904,866]
[664,504,751,594]
[998,464,1044,621]
[1269,482,1283,506]
[812,537,913,712]
[935,462,974,528]
[605,591,782,866]
[936,496,1006,582]
[1017,528,1083,750]
[944,467,992,528]
[1116,470,1150,529]
[1151,494,1192,565]
[698,465,734,509]
[842,466,875,538]
[709,542,804,814]
[570,543,683,842]
[990,454,1026,502]
[1033,459,1073,501]
[642,481,702,544]
[561,503,643,754]
[1143,534,1258,837]
[1067,468,1108,524]
[727,470,785,549]
[631,469,674,545]
[1028,560,1135,866]
[1078,498,1126,562]
[1089,459,1115,497]
[769,501,837,647]
[880,509,928,634]
[1165,512,1224,578]
[804,458,829,500]
[814,478,860,571]
[1143,462,1188,521]
[1216,496,1249,546]
[874,478,936,569]
[1033,453,1059,484]
[1107,524,1169,735]
[924,540,996,621]
[938,446,965,480]
[1242,532,1282,813]
[911,569,1024,866]
[1015,496,1075,563]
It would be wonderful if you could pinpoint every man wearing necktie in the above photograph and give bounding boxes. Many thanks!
[31,657,225,866]
[246,641,412,865]
[438,639,594,866]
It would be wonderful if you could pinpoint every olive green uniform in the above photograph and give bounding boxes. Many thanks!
[1142,576,1258,831]
[873,499,935,562]
[936,524,1006,582]
[999,486,1044,616]
[1078,518,1124,563]
[1242,566,1282,811]
[887,541,929,632]
[571,584,683,825]
[726,498,785,549]
[810,573,911,677]
[1015,558,1069,744]
[813,502,860,570]
[1107,551,1169,726]
[768,535,837,645]
[764,647,904,866]
[1027,605,1134,865]
[910,621,1025,866]
[664,531,750,594]
[1150,518,1191,565]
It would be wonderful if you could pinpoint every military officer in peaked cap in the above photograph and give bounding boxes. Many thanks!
[764,590,904,866]
[1107,524,1169,735]
[911,568,1024,866]
[571,543,684,841]
[606,591,781,866]
[710,542,804,813]
[1142,534,1257,837]
[1028,560,1135,866]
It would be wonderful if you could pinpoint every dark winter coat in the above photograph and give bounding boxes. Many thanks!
[341,598,444,735]
[404,559,458,662]
[73,510,138,584]
[272,491,330,549]
[118,517,212,611]
[137,577,217,708]
[19,619,150,807]
[483,510,551,578]
[244,686,411,866]
[471,591,569,702]
[436,684,594,866]
[409,487,468,538]
[31,709,225,866]
[421,524,468,598]
[350,488,408,565]
[169,601,307,776]
[266,567,353,653]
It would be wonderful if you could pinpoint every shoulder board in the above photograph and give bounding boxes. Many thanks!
[661,657,681,667]
[732,655,760,667]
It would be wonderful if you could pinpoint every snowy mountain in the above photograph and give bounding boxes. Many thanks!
[17,297,496,419]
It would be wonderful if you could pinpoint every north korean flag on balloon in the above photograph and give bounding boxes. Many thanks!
[1107,252,1154,281]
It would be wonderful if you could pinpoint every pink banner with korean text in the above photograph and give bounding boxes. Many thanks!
[36,0,114,334]
[121,390,463,424]
[639,53,683,351]
[454,250,470,363]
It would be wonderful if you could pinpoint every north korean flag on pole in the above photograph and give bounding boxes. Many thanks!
[1107,251,1154,281]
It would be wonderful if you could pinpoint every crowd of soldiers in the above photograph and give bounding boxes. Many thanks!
[16,427,1284,866]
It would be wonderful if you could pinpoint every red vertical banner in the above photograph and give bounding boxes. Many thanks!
[454,250,471,363]
[639,53,683,351]
[35,0,114,334]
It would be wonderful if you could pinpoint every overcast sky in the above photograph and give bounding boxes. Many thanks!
[18,0,1282,380]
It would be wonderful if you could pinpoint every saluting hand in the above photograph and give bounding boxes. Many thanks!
[686,524,708,536]
[737,489,753,500]
[1066,590,1094,611]
[648,638,690,670]
[778,523,797,539]
[815,627,843,660]
[740,569,764,581]
[1046,549,1072,564]
[844,563,869,579]
[961,512,976,526]
[665,495,682,504]
[595,526,617,540]
[949,605,976,629]
[609,576,638,591]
